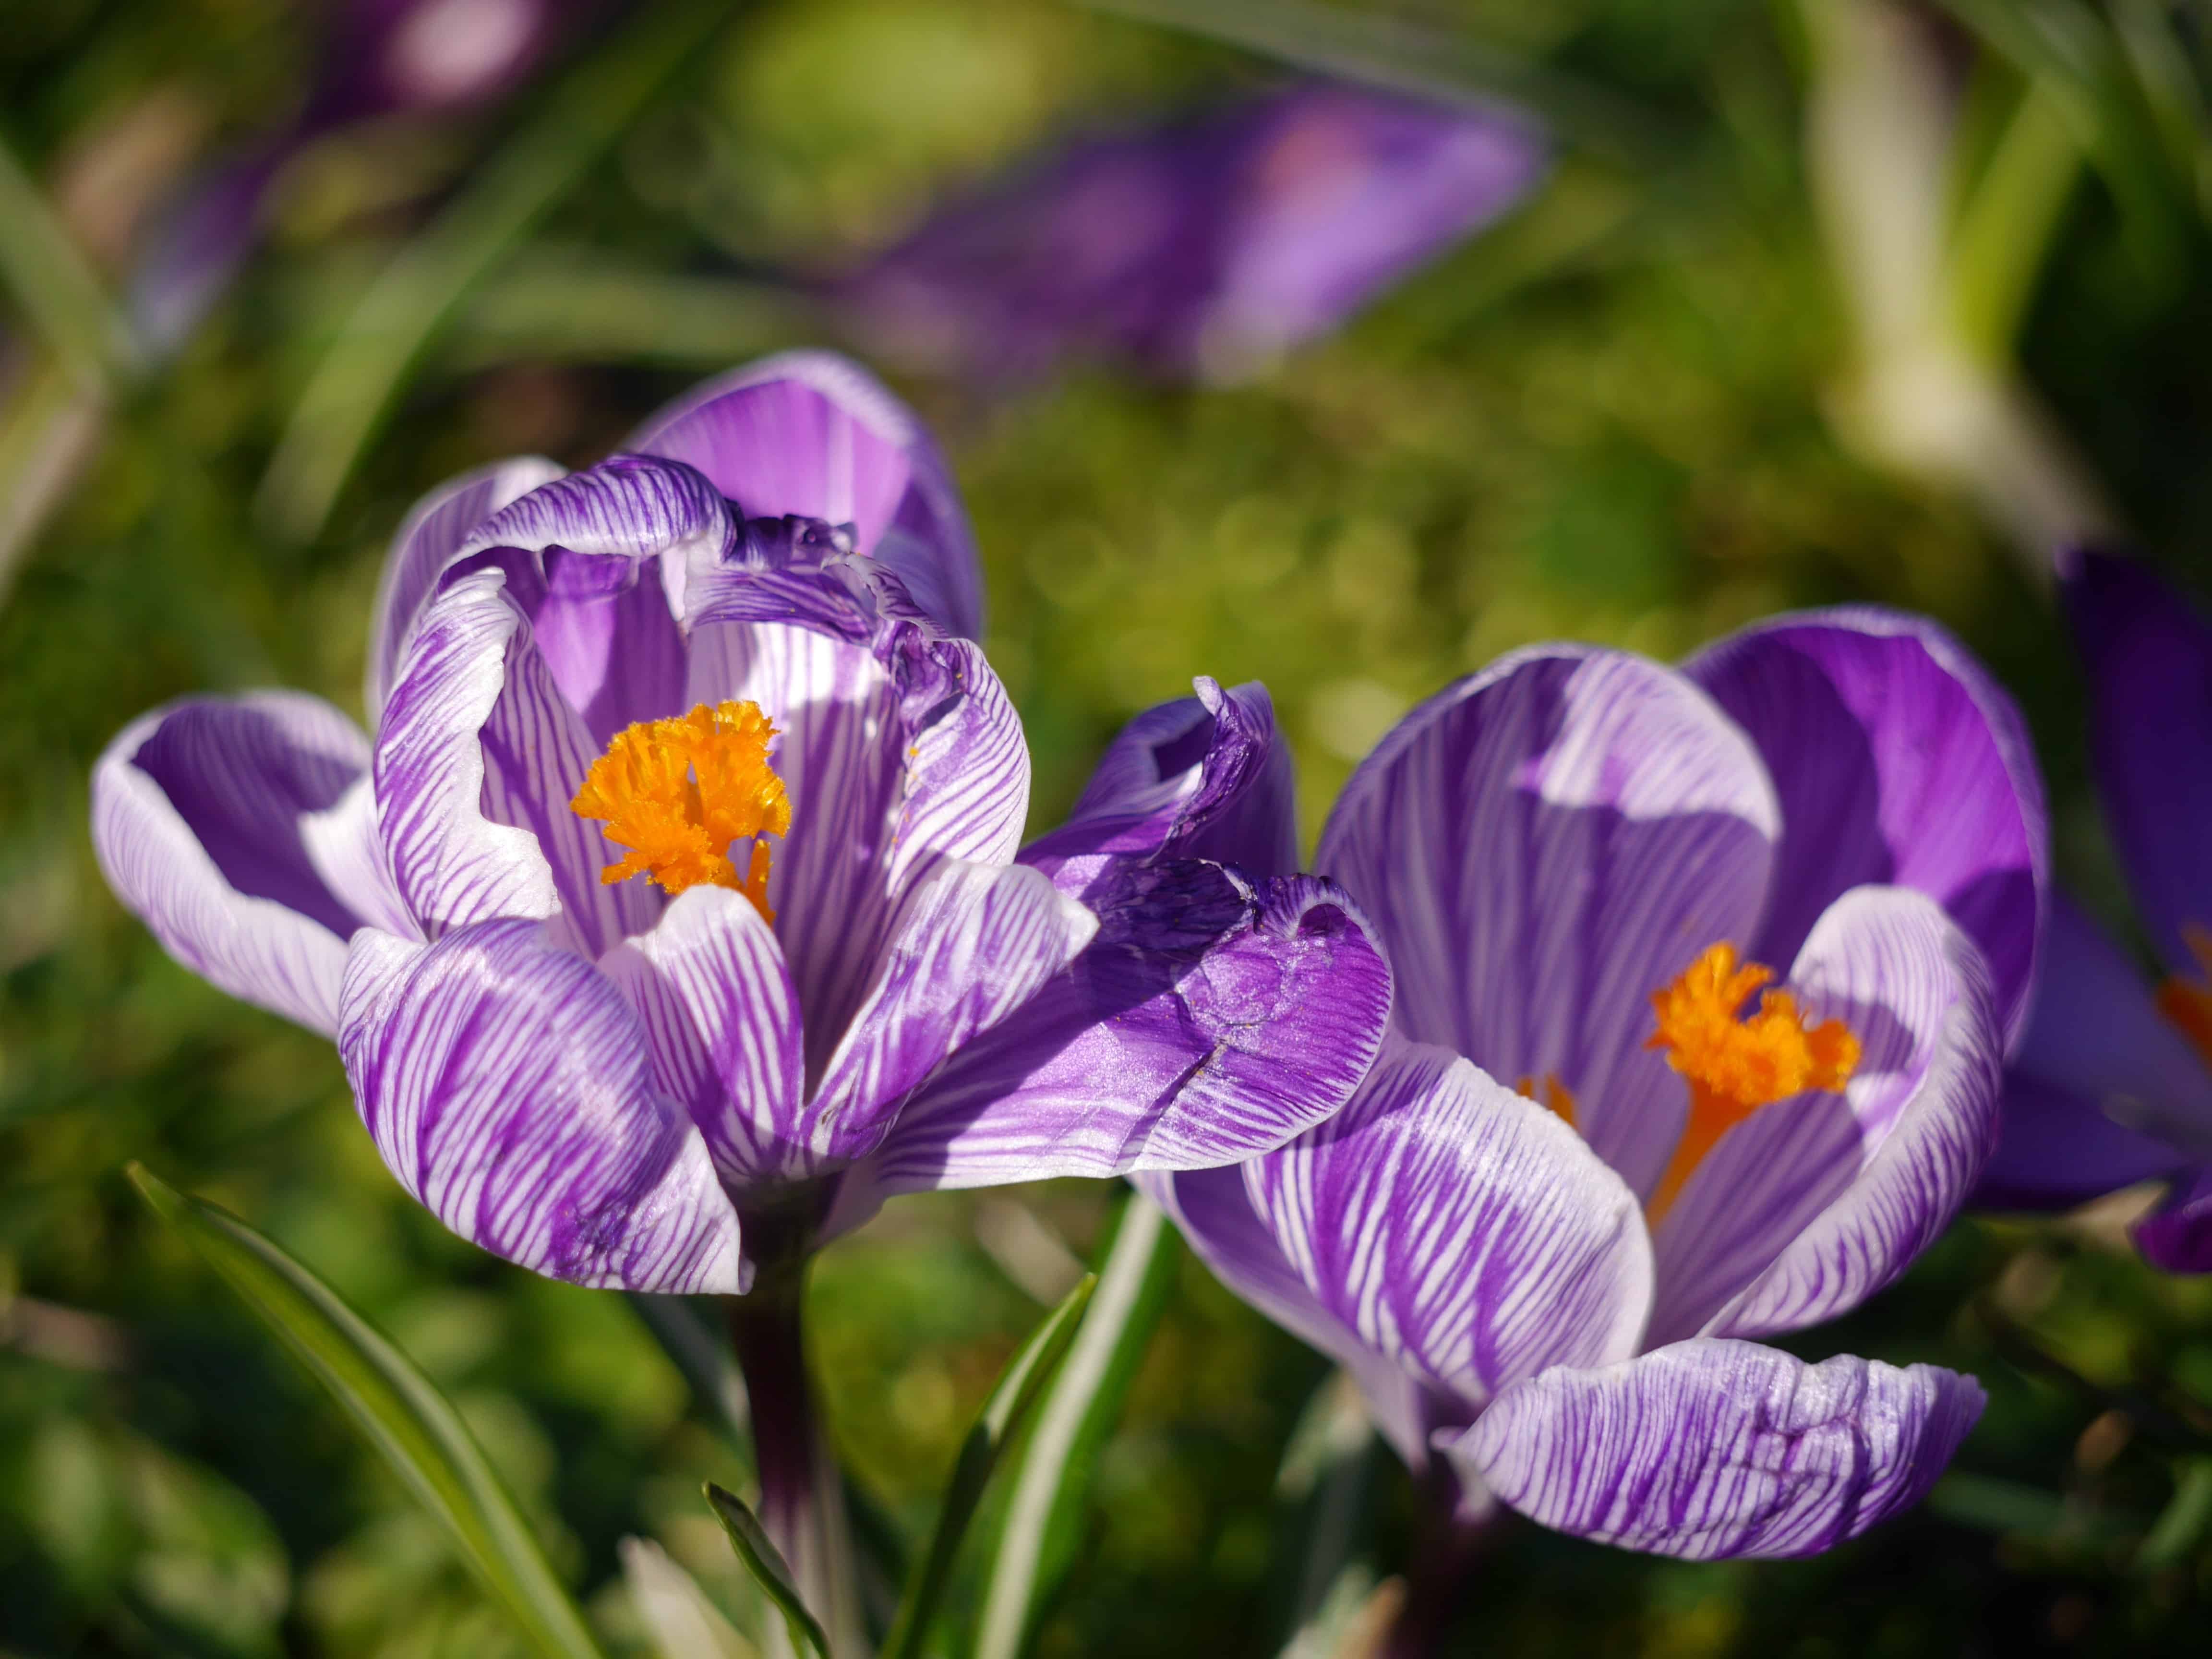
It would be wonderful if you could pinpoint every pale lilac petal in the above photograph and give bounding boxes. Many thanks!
[1684,608,2048,1048]
[629,351,984,638]
[805,860,1097,1161]
[366,457,565,724]
[1317,646,1779,1202]
[92,693,393,1033]
[1655,888,2001,1344]
[337,921,743,1293]
[1024,678,1297,883]
[1451,1338,1983,1559]
[1144,1165,1435,1467]
[860,866,1391,1189]
[1247,1042,1653,1412]
[375,566,657,954]
[599,885,805,1190]
[2062,549,2212,977]
[886,634,1031,884]
[2135,1166,2212,1273]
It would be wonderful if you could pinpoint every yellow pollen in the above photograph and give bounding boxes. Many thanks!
[570,700,790,918]
[2157,924,2212,1072]
[1515,1072,1578,1131]
[1644,942,1860,1222]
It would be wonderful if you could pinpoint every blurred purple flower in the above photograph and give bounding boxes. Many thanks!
[131,0,591,355]
[840,82,1548,385]
[1981,549,2212,1269]
[1146,612,2048,1557]
[90,352,1391,1291]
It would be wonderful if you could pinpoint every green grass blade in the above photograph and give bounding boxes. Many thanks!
[124,1163,607,1659]
[879,1273,1098,1659]
[255,0,728,541]
[704,1481,831,1659]
[0,134,134,388]
[972,1195,1175,1659]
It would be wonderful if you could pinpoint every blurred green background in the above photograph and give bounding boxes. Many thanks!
[8,0,2212,1653]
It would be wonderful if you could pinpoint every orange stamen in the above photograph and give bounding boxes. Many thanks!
[1644,943,1860,1221]
[1515,1072,1579,1131]
[570,700,790,919]
[2157,924,2212,1070]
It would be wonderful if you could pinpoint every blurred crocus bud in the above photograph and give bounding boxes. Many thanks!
[839,81,1547,385]
[129,0,594,357]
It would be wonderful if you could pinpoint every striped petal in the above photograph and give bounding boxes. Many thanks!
[858,866,1391,1189]
[337,920,742,1293]
[1657,888,2002,1344]
[2062,549,2212,978]
[1684,608,2048,1049]
[375,565,658,955]
[1144,1165,1436,1467]
[629,350,985,638]
[366,457,565,724]
[1247,1041,1654,1412]
[805,860,1097,1162]
[600,885,806,1189]
[1023,677,1298,884]
[1318,646,1779,1202]
[1451,1339,1983,1559]
[92,693,403,1034]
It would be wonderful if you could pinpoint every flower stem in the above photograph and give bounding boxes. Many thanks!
[727,1250,868,1657]
[1382,1471,1497,1659]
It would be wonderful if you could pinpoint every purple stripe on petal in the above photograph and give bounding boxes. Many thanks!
[338,920,743,1293]
[1453,1338,1984,1558]
[2135,1165,2212,1273]
[1248,1041,1654,1412]
[1684,608,2048,1049]
[886,634,1032,885]
[629,351,985,639]
[1319,646,1779,1202]
[92,693,384,1034]
[1671,888,2001,1343]
[366,457,565,724]
[2062,550,2212,978]
[862,865,1391,1189]
[600,885,806,1189]
[1144,1165,1436,1467]
[805,860,1096,1161]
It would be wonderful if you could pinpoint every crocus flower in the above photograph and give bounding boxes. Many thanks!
[1982,549,2212,1269]
[1147,611,2047,1558]
[91,352,1391,1293]
[840,81,1546,385]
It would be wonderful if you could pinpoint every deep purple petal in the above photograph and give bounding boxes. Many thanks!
[1979,1076,2188,1211]
[1318,645,1779,1202]
[1144,1165,1435,1467]
[628,350,985,638]
[366,457,566,724]
[337,919,742,1292]
[2061,549,2212,976]
[1683,607,2048,1049]
[1653,887,2002,1343]
[1451,1338,1984,1559]
[2135,1166,2212,1273]
[375,565,658,953]
[600,885,805,1190]
[858,865,1391,1189]
[1248,1041,1653,1413]
[805,860,1097,1161]
[92,693,402,1034]
[1023,677,1297,882]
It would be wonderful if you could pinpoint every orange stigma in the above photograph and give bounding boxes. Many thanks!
[1515,1072,1579,1131]
[570,700,790,918]
[2157,924,2212,1071]
[1644,943,1860,1221]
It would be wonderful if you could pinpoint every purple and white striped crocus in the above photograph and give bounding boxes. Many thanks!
[90,352,1390,1293]
[1982,549,2212,1270]
[1147,610,2049,1559]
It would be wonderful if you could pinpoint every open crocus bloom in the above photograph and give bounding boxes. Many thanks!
[1148,611,2047,1558]
[92,352,1389,1293]
[1985,550,2212,1269]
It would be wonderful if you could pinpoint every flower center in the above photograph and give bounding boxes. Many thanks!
[2157,924,2212,1070]
[1642,942,1861,1221]
[570,700,791,918]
